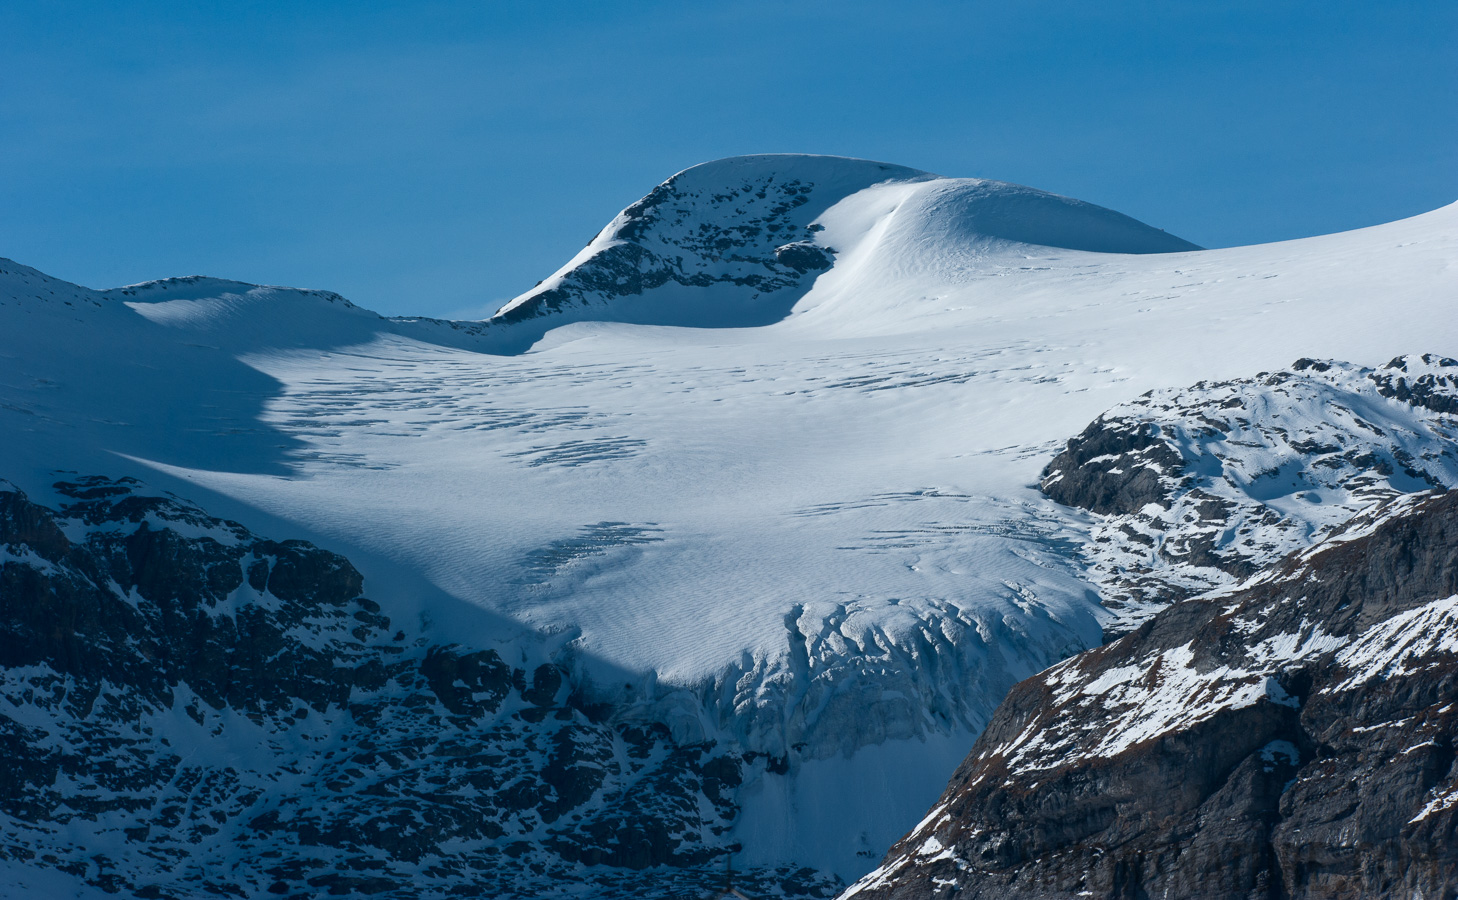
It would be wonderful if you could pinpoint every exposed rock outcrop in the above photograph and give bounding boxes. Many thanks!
[1041,355,1458,630]
[492,156,928,327]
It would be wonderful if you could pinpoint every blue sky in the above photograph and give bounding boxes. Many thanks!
[2,1,1454,317]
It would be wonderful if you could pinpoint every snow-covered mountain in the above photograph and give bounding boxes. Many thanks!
[492,155,1198,334]
[0,154,1455,896]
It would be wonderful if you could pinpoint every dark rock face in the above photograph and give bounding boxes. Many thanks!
[1370,353,1458,414]
[1041,418,1184,518]
[1040,355,1458,630]
[493,175,827,325]
[0,477,838,899]
[774,241,835,273]
[844,489,1458,900]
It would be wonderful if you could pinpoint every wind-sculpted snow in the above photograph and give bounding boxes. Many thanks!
[847,489,1458,900]
[1042,354,1458,629]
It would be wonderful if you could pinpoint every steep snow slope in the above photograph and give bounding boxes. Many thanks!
[0,155,1455,885]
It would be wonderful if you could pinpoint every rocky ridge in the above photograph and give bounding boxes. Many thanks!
[0,477,838,899]
[491,156,930,327]
[1042,354,1458,631]
[844,483,1458,899]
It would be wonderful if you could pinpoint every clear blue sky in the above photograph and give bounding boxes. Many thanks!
[2,1,1454,317]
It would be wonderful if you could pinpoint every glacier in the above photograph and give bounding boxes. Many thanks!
[0,154,1455,890]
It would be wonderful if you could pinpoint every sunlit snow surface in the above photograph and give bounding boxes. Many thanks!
[1,155,1455,880]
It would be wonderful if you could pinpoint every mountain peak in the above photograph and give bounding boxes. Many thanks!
[490,154,934,329]
[489,154,1200,331]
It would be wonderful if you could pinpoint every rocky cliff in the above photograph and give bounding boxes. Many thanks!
[844,487,1458,899]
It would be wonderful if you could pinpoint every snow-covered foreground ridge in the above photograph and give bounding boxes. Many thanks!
[0,154,1456,893]
[844,488,1458,900]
